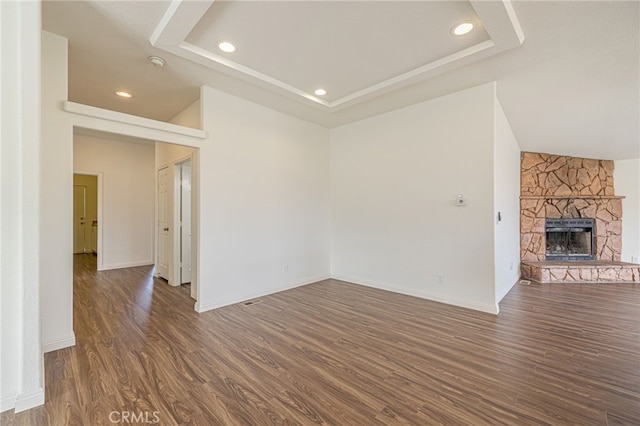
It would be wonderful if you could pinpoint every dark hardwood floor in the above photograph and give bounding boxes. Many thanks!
[2,254,639,425]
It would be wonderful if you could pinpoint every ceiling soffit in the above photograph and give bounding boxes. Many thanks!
[152,0,524,112]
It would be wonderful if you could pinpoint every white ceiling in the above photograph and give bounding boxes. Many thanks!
[43,1,639,160]
[185,1,491,102]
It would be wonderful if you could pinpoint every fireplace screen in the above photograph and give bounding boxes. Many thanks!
[545,218,595,261]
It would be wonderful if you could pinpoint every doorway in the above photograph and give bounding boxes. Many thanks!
[73,174,98,254]
[73,185,86,253]
[72,130,200,306]
[155,160,193,286]
[155,145,198,300]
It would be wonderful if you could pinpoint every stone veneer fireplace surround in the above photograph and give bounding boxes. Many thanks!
[519,152,639,283]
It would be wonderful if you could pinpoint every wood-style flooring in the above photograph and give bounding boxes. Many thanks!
[2,254,639,425]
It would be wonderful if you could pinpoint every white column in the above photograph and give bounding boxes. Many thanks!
[0,0,45,413]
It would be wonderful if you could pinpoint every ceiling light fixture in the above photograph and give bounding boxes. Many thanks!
[218,41,236,53]
[314,89,327,96]
[149,56,166,67]
[452,22,474,36]
[115,91,133,98]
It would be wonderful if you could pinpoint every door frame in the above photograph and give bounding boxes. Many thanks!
[155,152,198,299]
[173,156,193,287]
[73,171,104,270]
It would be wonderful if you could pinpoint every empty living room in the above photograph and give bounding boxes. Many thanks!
[2,0,638,425]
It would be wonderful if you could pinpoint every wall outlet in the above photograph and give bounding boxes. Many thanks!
[436,274,444,284]
[509,262,514,271]
[283,263,289,273]
[632,256,638,264]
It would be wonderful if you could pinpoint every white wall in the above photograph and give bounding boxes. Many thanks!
[169,99,200,130]
[494,101,521,303]
[40,31,75,354]
[197,87,331,311]
[1,1,45,412]
[614,159,640,263]
[330,83,499,314]
[74,135,155,270]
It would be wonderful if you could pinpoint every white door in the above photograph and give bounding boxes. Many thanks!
[180,160,192,284]
[157,167,170,280]
[73,185,87,253]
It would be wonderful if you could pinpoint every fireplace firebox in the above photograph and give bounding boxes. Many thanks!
[545,218,595,261]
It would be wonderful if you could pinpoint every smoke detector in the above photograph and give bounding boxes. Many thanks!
[149,56,166,67]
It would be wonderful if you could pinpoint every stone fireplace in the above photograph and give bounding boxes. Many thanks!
[519,152,639,283]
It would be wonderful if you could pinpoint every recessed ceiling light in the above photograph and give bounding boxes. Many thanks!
[218,41,236,53]
[452,22,474,36]
[314,89,327,96]
[115,91,133,98]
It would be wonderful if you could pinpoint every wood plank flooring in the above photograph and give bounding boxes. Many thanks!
[2,254,639,425]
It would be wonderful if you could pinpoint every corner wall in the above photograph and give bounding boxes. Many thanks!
[330,83,499,314]
[197,87,331,311]
[169,99,200,130]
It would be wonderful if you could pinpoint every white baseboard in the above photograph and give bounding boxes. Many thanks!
[100,260,154,271]
[1,394,16,413]
[495,276,519,304]
[331,274,500,315]
[14,388,45,413]
[195,273,331,313]
[43,334,76,353]
[194,300,211,313]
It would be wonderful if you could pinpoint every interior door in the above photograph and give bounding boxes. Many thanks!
[180,160,192,284]
[73,185,87,253]
[157,167,170,280]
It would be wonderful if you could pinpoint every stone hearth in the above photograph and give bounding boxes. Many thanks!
[521,261,640,283]
[519,152,638,283]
